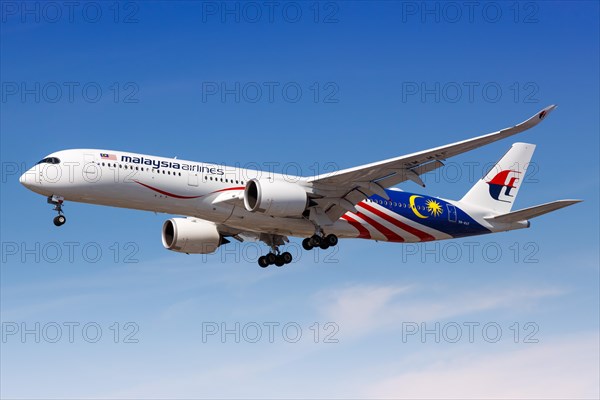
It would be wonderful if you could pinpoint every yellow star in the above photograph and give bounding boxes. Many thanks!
[426,199,443,217]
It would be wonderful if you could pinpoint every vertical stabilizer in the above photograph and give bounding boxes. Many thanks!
[461,143,536,214]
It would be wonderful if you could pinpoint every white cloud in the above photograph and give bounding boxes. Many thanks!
[313,284,414,337]
[364,332,600,399]
[314,283,566,340]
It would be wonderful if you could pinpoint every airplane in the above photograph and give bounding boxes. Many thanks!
[19,105,581,267]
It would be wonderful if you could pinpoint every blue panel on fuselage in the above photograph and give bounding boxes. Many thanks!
[367,190,491,238]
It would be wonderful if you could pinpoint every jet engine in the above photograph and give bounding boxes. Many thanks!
[243,178,308,217]
[162,218,226,254]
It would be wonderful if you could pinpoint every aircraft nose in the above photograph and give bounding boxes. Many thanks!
[19,168,35,189]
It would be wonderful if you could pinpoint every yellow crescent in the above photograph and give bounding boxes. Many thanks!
[409,195,429,219]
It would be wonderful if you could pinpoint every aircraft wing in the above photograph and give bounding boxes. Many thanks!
[304,105,557,224]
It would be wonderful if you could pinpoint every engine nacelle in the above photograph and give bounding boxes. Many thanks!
[162,218,224,254]
[244,178,308,217]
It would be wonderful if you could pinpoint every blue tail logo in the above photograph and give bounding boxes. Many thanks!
[486,170,520,202]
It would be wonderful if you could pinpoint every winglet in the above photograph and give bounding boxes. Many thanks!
[537,104,557,120]
[509,104,557,133]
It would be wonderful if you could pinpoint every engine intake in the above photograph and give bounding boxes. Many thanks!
[244,178,308,217]
[162,218,224,254]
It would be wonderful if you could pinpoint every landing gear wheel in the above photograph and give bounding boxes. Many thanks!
[309,235,322,247]
[282,251,293,264]
[48,195,66,227]
[319,241,330,250]
[53,215,66,226]
[325,234,338,246]
[266,253,277,265]
[302,238,313,251]
[275,255,285,267]
[258,256,269,268]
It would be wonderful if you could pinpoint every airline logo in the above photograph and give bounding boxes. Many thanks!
[486,170,520,202]
[120,154,224,175]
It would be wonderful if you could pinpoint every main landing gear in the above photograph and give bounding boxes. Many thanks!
[302,234,338,251]
[48,195,66,226]
[258,248,293,268]
[257,233,339,268]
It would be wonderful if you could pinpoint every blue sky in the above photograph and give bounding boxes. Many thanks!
[1,1,599,398]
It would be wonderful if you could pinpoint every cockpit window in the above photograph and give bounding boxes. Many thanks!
[36,157,60,165]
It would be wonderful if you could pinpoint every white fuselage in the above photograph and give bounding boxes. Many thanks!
[19,149,356,238]
[20,149,526,243]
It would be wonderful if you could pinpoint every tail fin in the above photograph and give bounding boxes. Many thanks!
[461,142,535,214]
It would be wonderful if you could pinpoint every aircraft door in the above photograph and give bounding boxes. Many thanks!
[447,204,457,222]
[82,153,100,183]
[188,171,199,187]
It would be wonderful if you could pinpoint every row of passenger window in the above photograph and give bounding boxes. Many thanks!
[366,198,428,211]
[97,162,246,185]
[203,176,245,185]
[99,162,183,175]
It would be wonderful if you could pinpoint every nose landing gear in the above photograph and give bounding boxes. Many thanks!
[53,215,66,226]
[48,195,66,226]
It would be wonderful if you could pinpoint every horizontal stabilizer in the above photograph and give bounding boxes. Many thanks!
[485,199,582,223]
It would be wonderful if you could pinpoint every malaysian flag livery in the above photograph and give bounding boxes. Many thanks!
[100,153,117,160]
